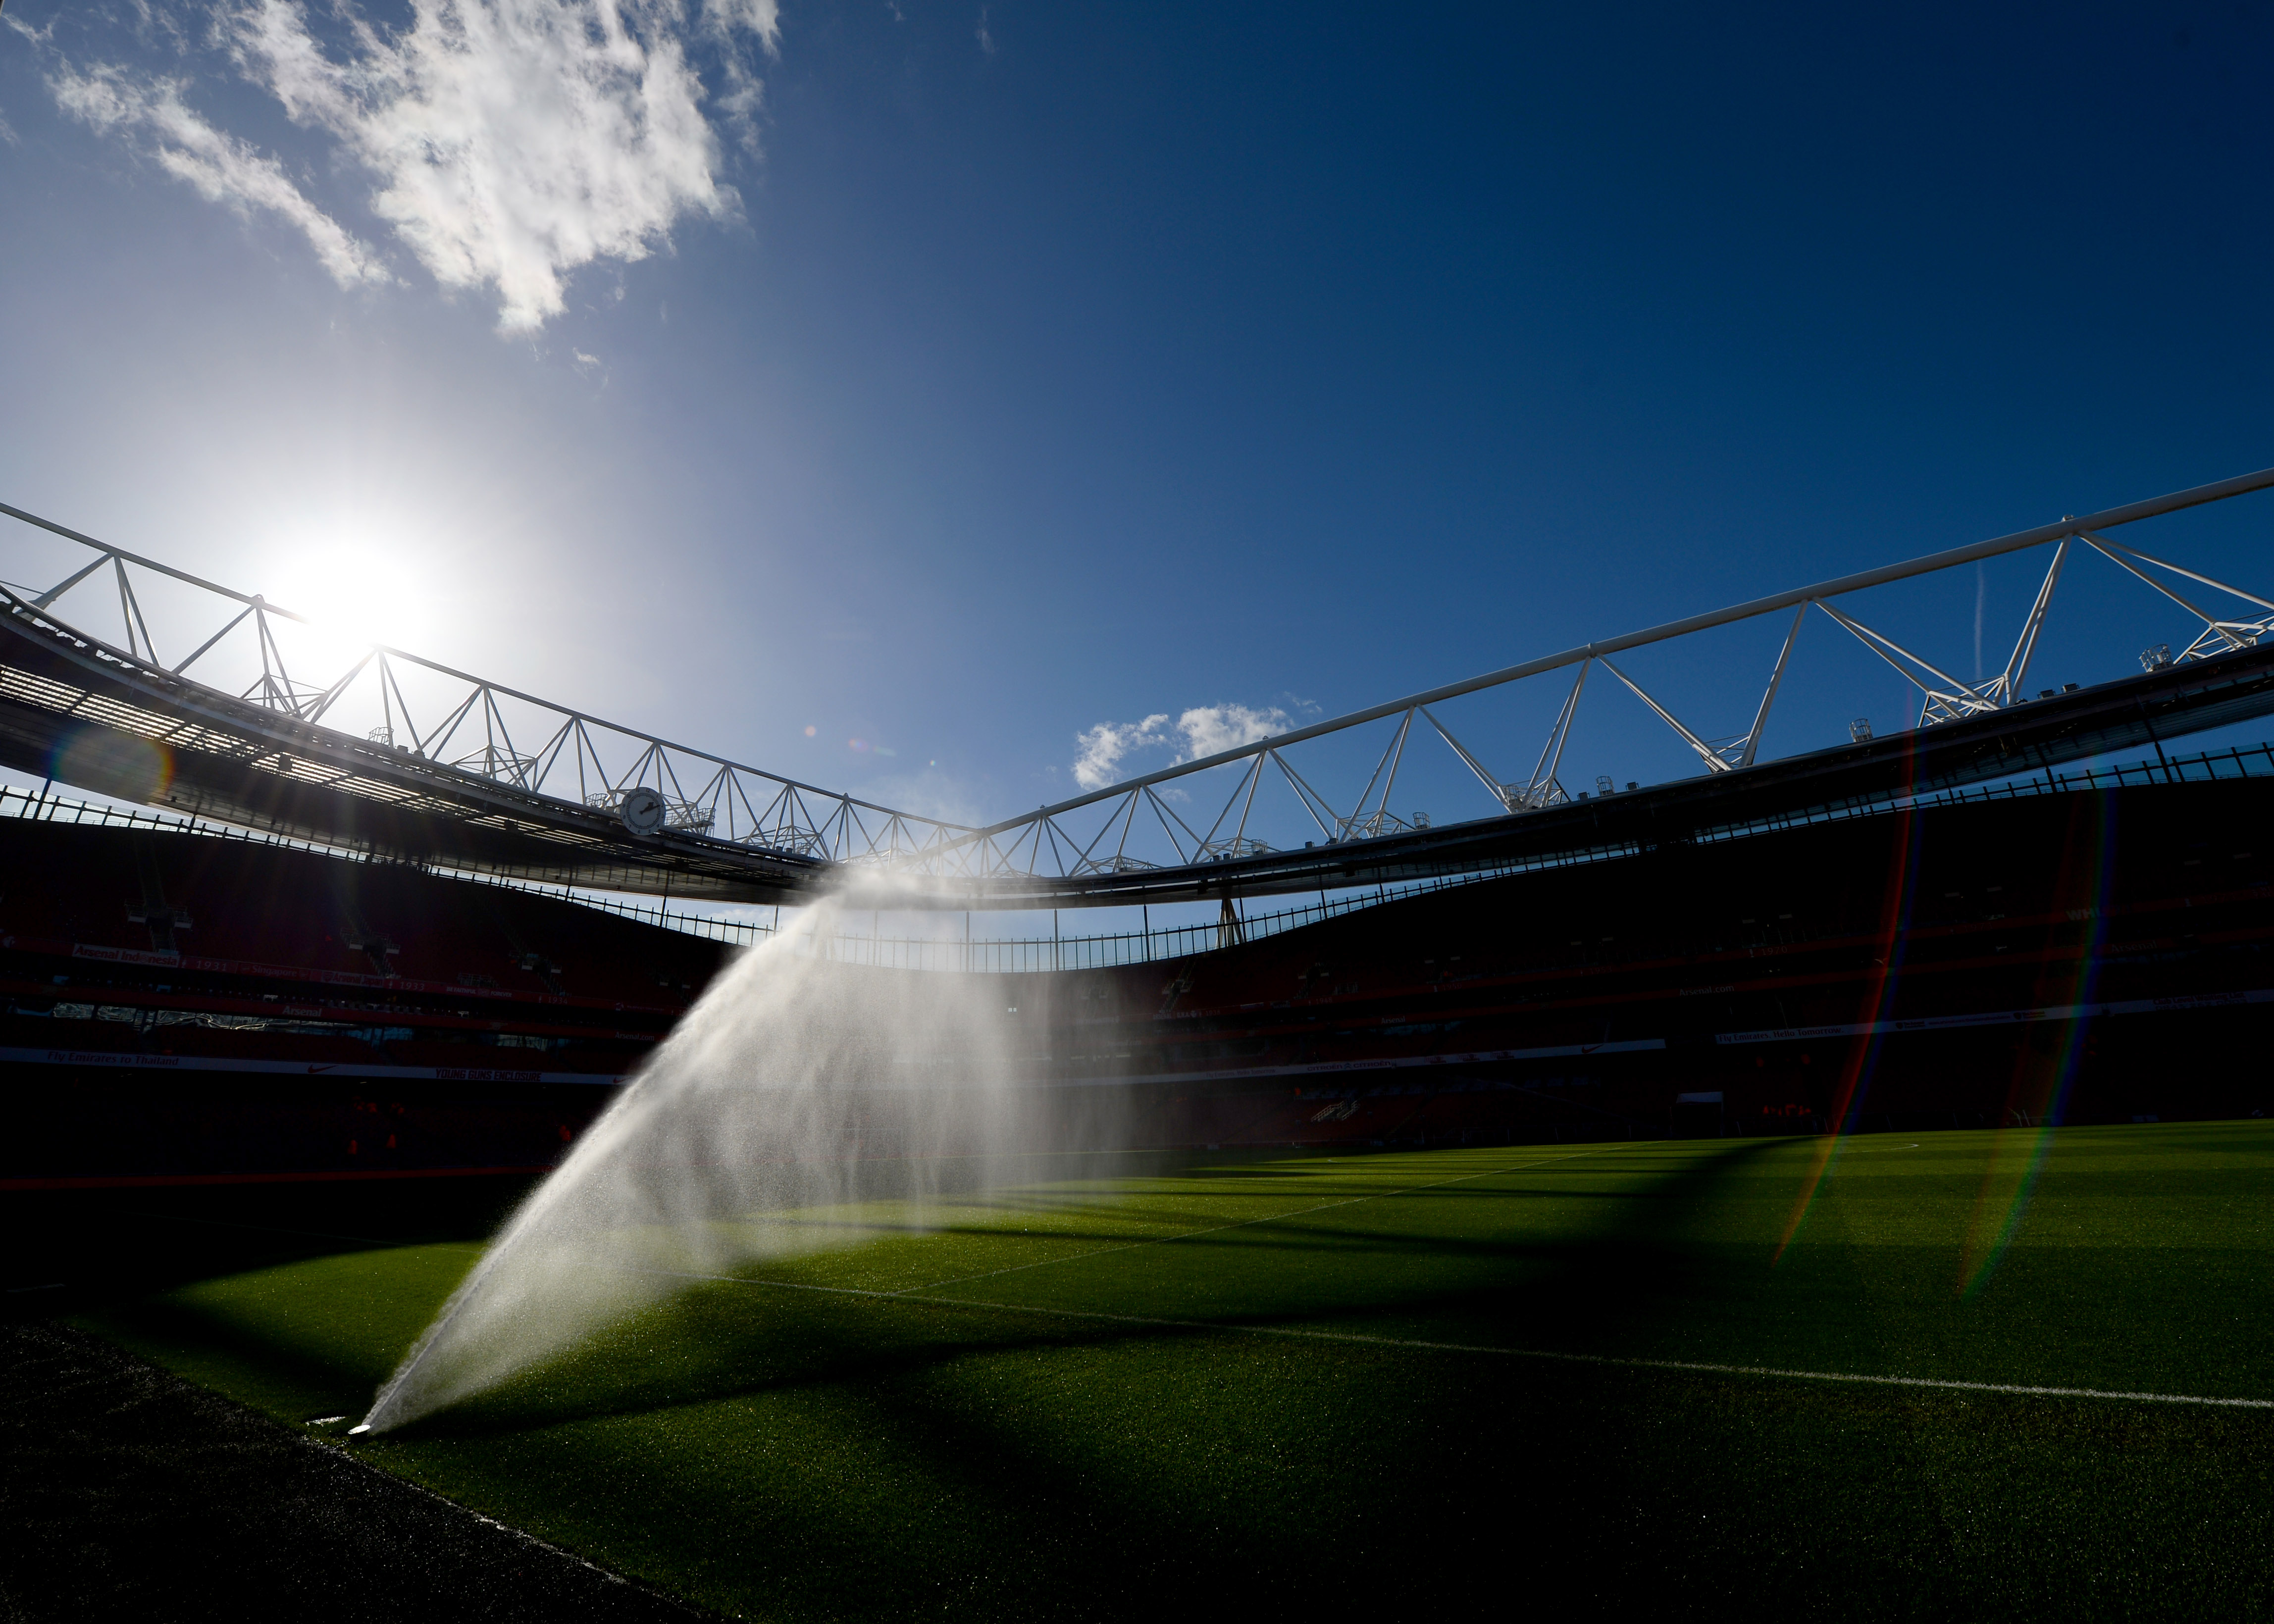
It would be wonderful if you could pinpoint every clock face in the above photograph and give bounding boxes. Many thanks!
[620,785,667,835]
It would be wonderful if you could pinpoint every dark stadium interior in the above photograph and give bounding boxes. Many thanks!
[1115,776,2274,1143]
[5,773,2271,1622]
[9,777,2259,1310]
[6,772,2268,1211]
[2,820,723,1189]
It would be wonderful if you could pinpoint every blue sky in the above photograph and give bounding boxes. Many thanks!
[2,1,2272,867]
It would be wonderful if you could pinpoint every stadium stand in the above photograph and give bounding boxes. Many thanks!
[6,775,2272,1186]
[1081,777,2274,1143]
[2,819,726,1186]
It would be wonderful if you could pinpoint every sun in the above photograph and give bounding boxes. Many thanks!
[262,541,433,676]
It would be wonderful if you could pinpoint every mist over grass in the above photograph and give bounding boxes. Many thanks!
[360,893,1032,1433]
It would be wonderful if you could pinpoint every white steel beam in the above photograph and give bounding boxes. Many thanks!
[1596,656,1731,773]
[963,463,2274,836]
[1738,603,1807,768]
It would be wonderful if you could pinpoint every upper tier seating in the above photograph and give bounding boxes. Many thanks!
[0,820,727,1011]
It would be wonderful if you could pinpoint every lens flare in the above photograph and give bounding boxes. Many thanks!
[49,725,174,803]
[1774,736,1925,1262]
[1958,792,2117,1297]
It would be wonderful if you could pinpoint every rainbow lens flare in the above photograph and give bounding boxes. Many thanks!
[1958,792,2117,1297]
[49,725,174,804]
[1773,795,1928,1261]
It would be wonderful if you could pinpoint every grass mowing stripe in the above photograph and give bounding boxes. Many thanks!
[75,1127,2274,1619]
[899,1143,1625,1293]
[630,1265,2274,1412]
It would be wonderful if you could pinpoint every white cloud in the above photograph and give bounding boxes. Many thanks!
[1073,712,1168,792]
[226,0,776,332]
[698,0,781,49]
[3,11,56,47]
[1071,702,1292,791]
[43,0,778,331]
[49,61,391,287]
[1174,702,1290,761]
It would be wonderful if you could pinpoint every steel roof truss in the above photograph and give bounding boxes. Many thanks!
[1812,600,1996,725]
[1419,704,1508,808]
[1737,604,1808,769]
[1596,655,1731,773]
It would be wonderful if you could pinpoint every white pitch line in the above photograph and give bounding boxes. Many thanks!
[897,1144,1623,1295]
[636,1265,2274,1413]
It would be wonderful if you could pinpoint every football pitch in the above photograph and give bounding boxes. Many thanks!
[80,1122,2274,1619]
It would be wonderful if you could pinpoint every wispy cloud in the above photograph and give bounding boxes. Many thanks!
[1175,702,1291,761]
[1071,703,1290,791]
[49,61,391,287]
[1073,712,1169,791]
[229,0,777,331]
[41,0,780,331]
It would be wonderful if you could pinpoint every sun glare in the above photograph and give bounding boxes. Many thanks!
[262,542,432,674]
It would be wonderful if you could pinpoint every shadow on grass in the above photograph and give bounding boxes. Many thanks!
[388,1141,1780,1418]
[9,1149,1229,1316]
[313,1140,1825,1616]
[77,1136,2274,1619]
[4,1176,537,1318]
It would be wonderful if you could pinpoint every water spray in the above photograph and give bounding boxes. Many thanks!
[356,890,1037,1434]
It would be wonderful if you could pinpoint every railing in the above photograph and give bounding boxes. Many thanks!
[696,739,2274,970]
[0,782,783,947]
[773,861,1609,974]
[0,777,1640,968]
[8,738,2274,972]
[1686,739,2274,850]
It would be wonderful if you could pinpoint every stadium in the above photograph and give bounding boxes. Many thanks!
[6,462,2274,1619]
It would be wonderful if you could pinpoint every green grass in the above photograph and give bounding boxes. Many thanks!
[81,1123,2274,1620]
